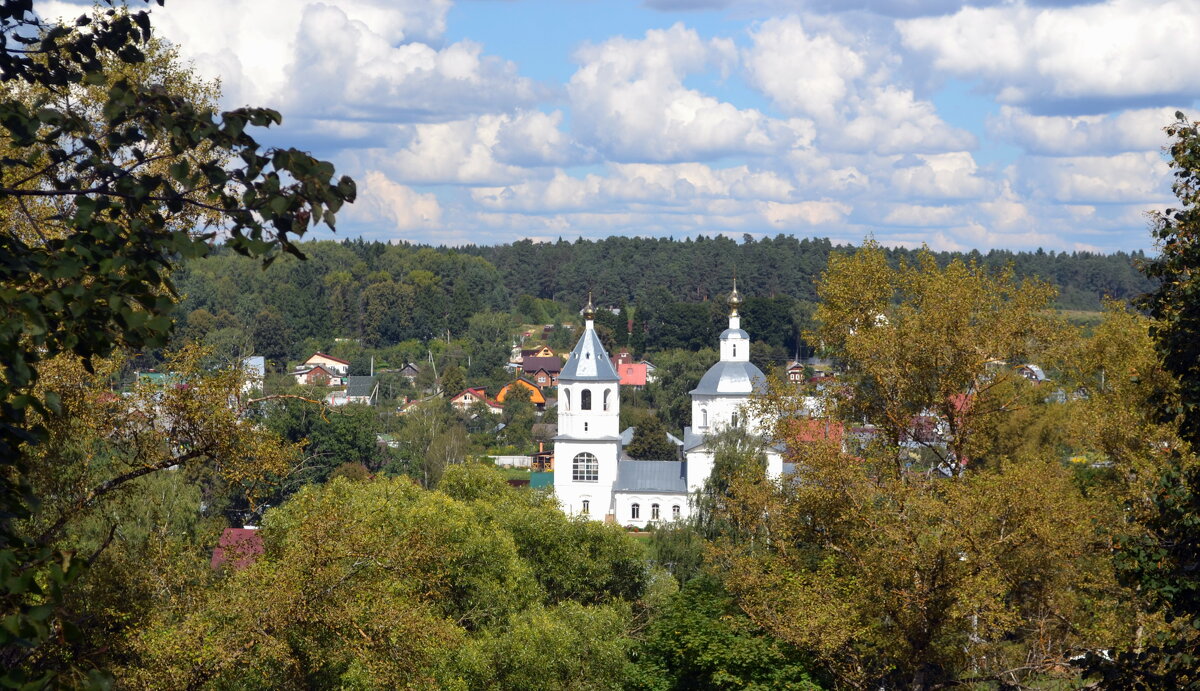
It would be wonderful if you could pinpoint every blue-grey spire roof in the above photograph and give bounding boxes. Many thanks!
[559,325,620,382]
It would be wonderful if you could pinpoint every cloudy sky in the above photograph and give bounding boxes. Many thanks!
[43,0,1200,251]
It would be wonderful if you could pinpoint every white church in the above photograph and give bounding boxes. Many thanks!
[553,283,784,527]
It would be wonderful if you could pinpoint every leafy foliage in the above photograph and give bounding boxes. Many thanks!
[0,2,352,682]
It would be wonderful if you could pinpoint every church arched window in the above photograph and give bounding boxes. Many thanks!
[581,500,590,515]
[573,453,598,482]
[581,389,592,410]
[733,344,737,357]
[701,408,708,428]
[630,503,640,520]
[651,503,660,520]
[603,389,611,411]
[564,389,571,411]
[672,505,681,519]
[731,413,738,428]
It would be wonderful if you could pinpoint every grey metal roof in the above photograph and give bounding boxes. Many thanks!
[346,376,376,397]
[689,360,767,396]
[682,426,706,452]
[620,426,635,445]
[720,328,749,340]
[613,460,688,493]
[558,327,620,382]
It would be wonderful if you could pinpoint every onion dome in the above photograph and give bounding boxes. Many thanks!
[728,279,742,316]
[583,292,596,321]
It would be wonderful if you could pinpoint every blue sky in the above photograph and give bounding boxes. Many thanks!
[41,0,1200,251]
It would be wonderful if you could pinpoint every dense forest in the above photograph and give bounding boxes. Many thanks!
[172,234,1153,374]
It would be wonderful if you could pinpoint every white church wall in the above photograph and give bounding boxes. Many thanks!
[555,439,619,519]
[614,493,689,528]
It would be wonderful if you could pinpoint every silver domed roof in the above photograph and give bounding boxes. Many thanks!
[689,360,766,396]
[720,328,749,340]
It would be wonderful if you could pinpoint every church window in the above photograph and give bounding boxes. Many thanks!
[732,344,737,357]
[651,503,660,520]
[731,413,738,428]
[701,408,708,428]
[672,505,681,519]
[573,453,598,482]
[603,389,611,411]
[581,500,590,515]
[581,389,592,410]
[631,503,640,520]
[584,422,589,432]
[564,390,571,411]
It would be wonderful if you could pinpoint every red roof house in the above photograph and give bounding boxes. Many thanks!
[211,527,264,570]
[617,362,647,388]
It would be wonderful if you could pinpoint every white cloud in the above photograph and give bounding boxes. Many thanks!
[988,106,1177,155]
[370,114,565,185]
[882,204,959,226]
[744,16,974,153]
[50,0,541,122]
[493,110,593,167]
[352,171,443,230]
[761,200,852,226]
[889,152,991,200]
[471,163,799,213]
[743,16,866,122]
[568,23,809,161]
[900,0,1200,106]
[1015,152,1171,203]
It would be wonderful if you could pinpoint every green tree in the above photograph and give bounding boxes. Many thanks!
[717,247,1125,689]
[624,415,678,460]
[251,307,292,370]
[631,576,824,690]
[1086,112,1200,688]
[440,363,466,397]
[0,5,352,681]
[812,243,1067,472]
[360,279,414,347]
[500,382,535,453]
[466,311,513,381]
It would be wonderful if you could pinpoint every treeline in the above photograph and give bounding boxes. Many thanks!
[461,234,1154,311]
[172,235,1152,374]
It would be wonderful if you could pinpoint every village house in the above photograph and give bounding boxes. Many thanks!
[521,355,562,389]
[449,387,503,414]
[397,362,421,384]
[616,362,647,389]
[786,361,806,383]
[302,352,350,376]
[497,378,547,411]
[293,364,343,387]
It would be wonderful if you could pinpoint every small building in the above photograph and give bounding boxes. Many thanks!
[786,361,806,384]
[521,345,556,360]
[641,359,658,384]
[532,441,554,472]
[497,378,547,410]
[303,352,350,376]
[1017,364,1049,383]
[521,356,562,388]
[345,376,378,405]
[449,387,502,414]
[211,527,263,571]
[616,362,647,389]
[612,349,636,366]
[294,364,343,387]
[398,362,421,384]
